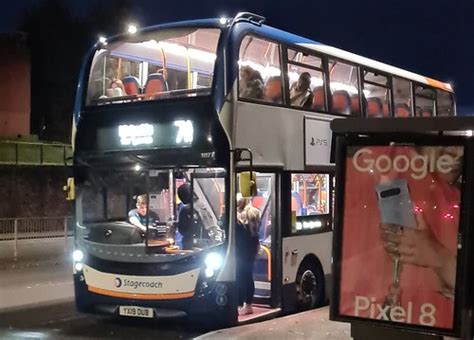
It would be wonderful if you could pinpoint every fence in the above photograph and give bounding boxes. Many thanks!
[0,216,73,258]
[0,140,73,166]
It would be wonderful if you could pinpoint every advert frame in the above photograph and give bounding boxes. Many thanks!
[330,133,471,337]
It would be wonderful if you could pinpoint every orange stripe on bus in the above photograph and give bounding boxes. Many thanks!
[260,244,272,281]
[425,77,451,92]
[88,286,194,300]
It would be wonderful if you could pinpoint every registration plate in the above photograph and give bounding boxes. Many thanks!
[119,306,153,318]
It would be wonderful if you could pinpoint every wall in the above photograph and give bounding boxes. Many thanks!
[0,166,72,218]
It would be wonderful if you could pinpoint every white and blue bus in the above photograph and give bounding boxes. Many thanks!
[70,12,456,328]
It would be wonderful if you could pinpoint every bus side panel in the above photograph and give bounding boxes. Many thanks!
[234,101,305,169]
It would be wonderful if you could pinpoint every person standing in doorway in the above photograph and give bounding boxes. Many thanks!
[236,197,261,316]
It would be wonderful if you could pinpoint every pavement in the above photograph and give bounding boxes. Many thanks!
[197,307,352,340]
[0,237,74,311]
[0,237,73,270]
[197,308,460,340]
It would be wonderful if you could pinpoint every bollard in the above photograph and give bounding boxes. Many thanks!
[13,219,18,259]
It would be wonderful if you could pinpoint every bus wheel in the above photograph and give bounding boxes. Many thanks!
[295,261,324,311]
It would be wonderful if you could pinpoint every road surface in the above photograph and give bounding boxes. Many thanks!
[0,301,201,339]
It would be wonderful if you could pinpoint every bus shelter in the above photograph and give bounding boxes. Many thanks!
[330,117,474,340]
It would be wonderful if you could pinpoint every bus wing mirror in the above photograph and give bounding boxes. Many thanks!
[63,177,75,201]
[239,171,257,197]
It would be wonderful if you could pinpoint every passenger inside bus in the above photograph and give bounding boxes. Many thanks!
[395,103,410,117]
[263,76,283,104]
[177,183,201,250]
[105,79,125,97]
[289,72,312,109]
[239,66,264,100]
[236,196,261,316]
[366,97,384,117]
[415,106,422,117]
[311,86,325,111]
[331,90,351,115]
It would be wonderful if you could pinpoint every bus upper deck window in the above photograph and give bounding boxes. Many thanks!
[86,28,220,106]
[414,85,435,117]
[364,70,390,118]
[393,77,413,117]
[238,36,282,104]
[287,48,325,111]
[436,89,455,116]
[329,60,359,115]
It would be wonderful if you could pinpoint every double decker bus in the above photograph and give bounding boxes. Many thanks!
[71,12,456,328]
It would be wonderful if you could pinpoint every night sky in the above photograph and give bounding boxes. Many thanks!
[2,0,473,113]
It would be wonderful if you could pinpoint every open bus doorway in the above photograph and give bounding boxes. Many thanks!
[237,172,281,324]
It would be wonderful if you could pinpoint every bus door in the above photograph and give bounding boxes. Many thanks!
[238,171,282,313]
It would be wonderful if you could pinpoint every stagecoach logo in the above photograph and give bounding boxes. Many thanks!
[113,276,163,290]
[118,123,154,146]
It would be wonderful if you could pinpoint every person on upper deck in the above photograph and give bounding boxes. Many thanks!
[263,76,283,104]
[239,66,264,100]
[290,72,312,109]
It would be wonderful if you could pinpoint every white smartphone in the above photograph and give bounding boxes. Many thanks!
[375,179,417,229]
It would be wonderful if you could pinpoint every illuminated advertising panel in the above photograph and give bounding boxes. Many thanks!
[336,144,463,332]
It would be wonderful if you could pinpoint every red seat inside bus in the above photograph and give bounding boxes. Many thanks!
[144,73,168,96]
[122,76,141,95]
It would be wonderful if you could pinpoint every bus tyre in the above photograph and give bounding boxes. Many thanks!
[295,261,324,311]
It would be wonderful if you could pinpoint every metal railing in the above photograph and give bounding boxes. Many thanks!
[0,140,73,166]
[0,216,73,258]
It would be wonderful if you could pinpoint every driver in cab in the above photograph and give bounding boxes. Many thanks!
[128,194,160,234]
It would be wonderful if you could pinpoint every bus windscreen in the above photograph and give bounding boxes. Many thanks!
[76,167,226,260]
[86,27,220,106]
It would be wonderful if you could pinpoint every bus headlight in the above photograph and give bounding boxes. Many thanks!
[205,252,223,271]
[73,250,84,262]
